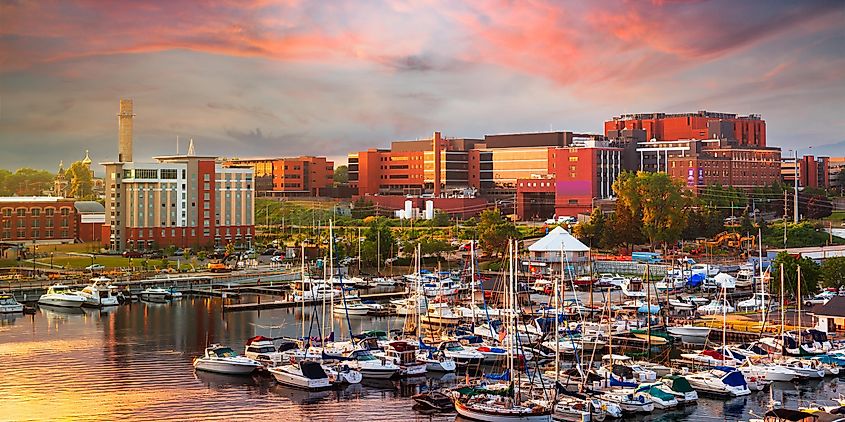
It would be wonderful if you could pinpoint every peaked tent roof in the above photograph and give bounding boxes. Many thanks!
[527,227,590,253]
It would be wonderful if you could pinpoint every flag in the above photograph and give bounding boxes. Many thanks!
[498,329,507,343]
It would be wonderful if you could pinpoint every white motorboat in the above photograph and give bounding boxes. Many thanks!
[390,296,426,316]
[322,362,363,385]
[735,268,754,288]
[294,281,341,302]
[420,303,463,326]
[459,304,506,320]
[680,349,743,367]
[737,293,775,312]
[596,273,628,288]
[783,359,825,379]
[531,278,553,293]
[601,390,654,414]
[438,340,484,367]
[0,293,24,313]
[620,279,646,298]
[634,384,678,409]
[739,362,797,382]
[422,278,462,297]
[713,273,737,289]
[553,397,598,422]
[668,297,697,311]
[374,341,427,377]
[38,284,86,308]
[269,360,332,390]
[666,325,711,339]
[333,297,370,316]
[343,349,400,379]
[372,277,400,287]
[698,299,735,315]
[78,278,119,307]
[685,367,750,397]
[660,375,698,404]
[193,344,262,375]
[691,263,719,277]
[416,349,457,372]
[139,287,172,301]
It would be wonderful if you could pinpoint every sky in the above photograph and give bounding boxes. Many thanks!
[0,0,843,173]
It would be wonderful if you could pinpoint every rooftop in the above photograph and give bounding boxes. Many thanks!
[611,111,762,121]
[0,196,67,203]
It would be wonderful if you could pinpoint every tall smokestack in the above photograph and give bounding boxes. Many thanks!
[118,99,134,162]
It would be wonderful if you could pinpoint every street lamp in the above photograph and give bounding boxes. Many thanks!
[50,252,53,269]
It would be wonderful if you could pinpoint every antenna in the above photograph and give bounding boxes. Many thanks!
[176,136,180,155]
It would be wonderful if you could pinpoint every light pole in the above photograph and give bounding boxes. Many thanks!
[50,252,53,269]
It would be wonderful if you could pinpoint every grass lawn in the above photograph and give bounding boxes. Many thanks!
[33,255,136,269]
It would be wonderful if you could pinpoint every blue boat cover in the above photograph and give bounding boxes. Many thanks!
[720,370,747,387]
[687,273,705,287]
[483,369,510,381]
[610,376,638,388]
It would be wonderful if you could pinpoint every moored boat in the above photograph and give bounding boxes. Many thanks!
[0,292,24,313]
[38,284,86,308]
[269,360,332,390]
[193,344,262,375]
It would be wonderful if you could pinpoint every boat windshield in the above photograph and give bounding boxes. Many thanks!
[213,347,238,358]
[248,346,276,354]
[353,351,377,361]
[445,343,464,352]
[0,297,14,305]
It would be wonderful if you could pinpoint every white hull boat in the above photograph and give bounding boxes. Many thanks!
[269,361,331,390]
[38,284,86,308]
[193,345,262,375]
[0,293,24,313]
[666,326,711,339]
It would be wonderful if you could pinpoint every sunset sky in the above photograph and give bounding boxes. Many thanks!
[1,0,843,172]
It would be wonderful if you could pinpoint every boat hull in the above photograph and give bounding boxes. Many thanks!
[270,367,331,390]
[455,401,552,422]
[193,359,259,375]
[38,295,85,308]
[0,304,24,313]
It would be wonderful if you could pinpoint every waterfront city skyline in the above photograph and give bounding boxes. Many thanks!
[1,0,843,171]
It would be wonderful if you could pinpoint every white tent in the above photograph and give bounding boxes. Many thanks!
[528,226,590,253]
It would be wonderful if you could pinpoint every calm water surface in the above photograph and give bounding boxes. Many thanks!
[1,297,844,421]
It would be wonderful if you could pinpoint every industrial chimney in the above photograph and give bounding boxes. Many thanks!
[118,99,134,162]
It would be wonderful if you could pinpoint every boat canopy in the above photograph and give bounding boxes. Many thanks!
[638,385,674,401]
[806,329,829,343]
[483,369,510,381]
[300,360,328,380]
[665,375,694,393]
[718,369,747,387]
[764,409,818,422]
[610,364,634,380]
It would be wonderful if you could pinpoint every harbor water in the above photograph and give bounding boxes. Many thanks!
[1,296,843,421]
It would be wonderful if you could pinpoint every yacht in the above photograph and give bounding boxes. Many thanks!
[390,296,426,316]
[243,336,299,367]
[668,297,698,311]
[660,375,698,404]
[333,297,370,316]
[735,268,754,288]
[698,299,735,315]
[0,293,23,313]
[343,349,400,379]
[422,278,461,297]
[600,390,654,414]
[737,293,775,312]
[139,287,172,301]
[269,360,332,390]
[294,281,341,302]
[416,349,457,372]
[782,359,825,379]
[373,341,427,376]
[420,303,462,326]
[685,367,750,397]
[453,384,552,422]
[739,362,798,382]
[438,340,484,367]
[193,344,262,375]
[78,277,119,307]
[635,384,679,409]
[666,325,711,340]
[38,284,86,308]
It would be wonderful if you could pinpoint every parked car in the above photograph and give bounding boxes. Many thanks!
[270,255,283,263]
[145,250,164,259]
[805,291,837,307]
[85,263,105,271]
[173,248,186,256]
[122,250,143,258]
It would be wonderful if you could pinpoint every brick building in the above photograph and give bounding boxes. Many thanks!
[0,197,77,244]
[605,110,766,147]
[102,99,254,252]
[74,201,105,243]
[782,155,831,189]
[349,131,622,220]
[222,156,333,197]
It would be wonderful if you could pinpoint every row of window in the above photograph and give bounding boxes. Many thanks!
[2,229,68,239]
[2,207,71,217]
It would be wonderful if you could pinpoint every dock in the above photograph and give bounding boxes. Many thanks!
[221,289,410,312]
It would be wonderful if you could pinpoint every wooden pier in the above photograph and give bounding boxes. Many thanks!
[221,289,410,312]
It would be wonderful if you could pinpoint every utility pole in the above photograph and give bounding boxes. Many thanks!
[783,190,788,248]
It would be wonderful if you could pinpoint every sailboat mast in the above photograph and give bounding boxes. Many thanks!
[329,220,335,336]
[722,283,727,366]
[759,228,765,325]
[301,244,306,341]
[646,264,651,356]
[797,265,802,331]
[555,243,561,383]
[780,263,785,342]
[471,239,476,320]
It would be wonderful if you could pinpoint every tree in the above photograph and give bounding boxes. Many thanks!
[612,171,687,248]
[360,218,394,266]
[638,172,688,246]
[477,209,520,257]
[66,160,94,199]
[351,197,376,219]
[821,257,845,289]
[333,165,348,185]
[573,208,605,248]
[738,212,754,236]
[803,194,832,219]
[771,251,821,298]
[2,168,54,196]
[430,212,451,227]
